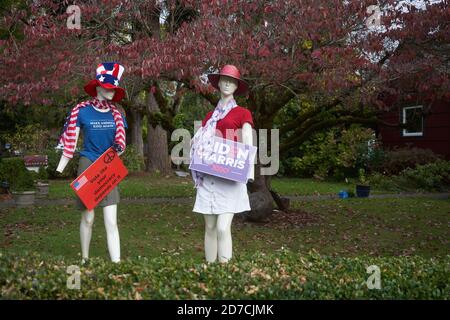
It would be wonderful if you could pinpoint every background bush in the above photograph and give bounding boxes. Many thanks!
[370,160,450,192]
[370,147,442,175]
[45,148,79,179]
[282,125,377,179]
[0,124,51,155]
[0,157,35,191]
[400,160,450,191]
[122,145,145,172]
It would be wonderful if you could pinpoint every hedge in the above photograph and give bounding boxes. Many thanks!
[1,250,448,299]
[0,157,35,191]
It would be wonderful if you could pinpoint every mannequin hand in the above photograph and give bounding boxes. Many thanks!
[56,155,70,173]
[112,143,124,155]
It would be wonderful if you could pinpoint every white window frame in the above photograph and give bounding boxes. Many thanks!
[402,105,423,137]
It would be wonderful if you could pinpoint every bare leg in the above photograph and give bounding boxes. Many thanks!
[217,213,234,263]
[103,205,120,263]
[204,214,218,263]
[80,209,95,260]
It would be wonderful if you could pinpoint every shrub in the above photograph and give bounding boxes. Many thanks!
[0,251,448,299]
[0,124,51,155]
[122,145,145,172]
[37,167,49,181]
[285,125,376,179]
[401,160,450,191]
[45,147,79,179]
[370,160,450,192]
[371,147,442,175]
[0,157,35,191]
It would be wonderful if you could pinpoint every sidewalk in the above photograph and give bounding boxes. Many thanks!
[0,193,448,209]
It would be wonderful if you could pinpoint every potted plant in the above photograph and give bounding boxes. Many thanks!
[1,157,36,207]
[12,177,36,207]
[35,167,49,198]
[356,168,371,198]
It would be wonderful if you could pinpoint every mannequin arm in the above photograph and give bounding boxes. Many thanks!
[56,127,80,173]
[242,122,254,182]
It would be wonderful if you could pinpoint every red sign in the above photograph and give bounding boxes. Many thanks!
[70,148,128,210]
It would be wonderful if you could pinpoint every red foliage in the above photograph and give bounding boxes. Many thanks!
[0,0,448,111]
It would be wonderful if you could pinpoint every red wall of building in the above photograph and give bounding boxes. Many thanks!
[379,100,450,160]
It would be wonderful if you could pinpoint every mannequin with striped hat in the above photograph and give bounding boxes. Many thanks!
[56,62,127,263]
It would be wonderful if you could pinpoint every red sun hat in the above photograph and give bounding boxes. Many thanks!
[84,62,126,102]
[207,65,249,96]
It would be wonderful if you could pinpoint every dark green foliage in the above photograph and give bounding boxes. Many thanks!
[401,160,450,190]
[175,91,211,135]
[0,251,448,299]
[0,124,51,155]
[45,148,79,179]
[370,160,450,192]
[370,147,443,175]
[0,157,34,191]
[122,145,145,172]
[282,125,376,179]
[37,167,49,181]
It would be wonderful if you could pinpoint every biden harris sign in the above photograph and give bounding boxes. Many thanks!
[189,136,257,183]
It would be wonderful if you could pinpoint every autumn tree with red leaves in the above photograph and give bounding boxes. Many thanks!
[0,0,196,174]
[133,0,448,219]
[1,0,448,220]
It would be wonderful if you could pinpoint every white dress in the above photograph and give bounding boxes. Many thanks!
[193,174,250,215]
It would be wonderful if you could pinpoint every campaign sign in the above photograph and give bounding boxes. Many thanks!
[70,147,128,210]
[189,136,257,183]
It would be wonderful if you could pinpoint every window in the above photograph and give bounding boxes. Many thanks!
[402,105,423,137]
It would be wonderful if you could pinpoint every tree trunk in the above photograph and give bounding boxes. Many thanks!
[146,91,172,175]
[244,164,274,221]
[128,107,144,156]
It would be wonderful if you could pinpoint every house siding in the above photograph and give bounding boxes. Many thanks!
[379,100,450,160]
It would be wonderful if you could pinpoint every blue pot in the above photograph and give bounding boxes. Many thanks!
[356,185,371,198]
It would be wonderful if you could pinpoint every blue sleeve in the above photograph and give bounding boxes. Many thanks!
[76,108,83,127]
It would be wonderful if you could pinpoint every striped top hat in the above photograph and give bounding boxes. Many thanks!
[84,62,125,102]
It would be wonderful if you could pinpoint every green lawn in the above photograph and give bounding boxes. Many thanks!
[48,173,196,199]
[271,177,394,196]
[1,198,448,261]
[48,175,394,199]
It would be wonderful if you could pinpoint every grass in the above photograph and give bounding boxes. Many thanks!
[1,198,448,260]
[47,174,398,200]
[48,173,196,199]
[270,177,394,196]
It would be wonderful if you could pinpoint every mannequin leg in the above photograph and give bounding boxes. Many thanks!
[204,215,218,262]
[217,213,234,263]
[80,209,95,260]
[103,204,120,263]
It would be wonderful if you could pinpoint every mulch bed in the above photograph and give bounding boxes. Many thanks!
[236,209,321,229]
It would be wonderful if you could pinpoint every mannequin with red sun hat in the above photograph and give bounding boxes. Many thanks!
[57,62,127,263]
[190,65,255,263]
